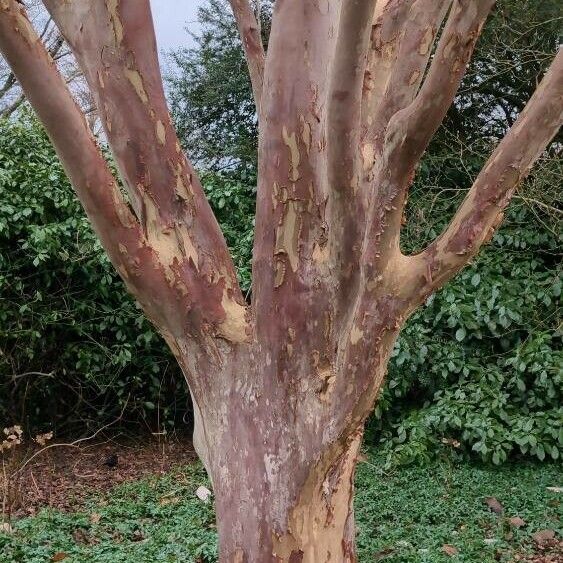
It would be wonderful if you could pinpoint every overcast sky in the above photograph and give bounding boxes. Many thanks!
[150,0,202,58]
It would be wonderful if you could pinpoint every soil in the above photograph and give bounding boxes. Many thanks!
[513,540,563,563]
[1,433,196,519]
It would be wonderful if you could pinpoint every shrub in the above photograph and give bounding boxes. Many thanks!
[0,115,186,434]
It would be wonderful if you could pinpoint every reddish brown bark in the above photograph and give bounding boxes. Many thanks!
[1,0,562,560]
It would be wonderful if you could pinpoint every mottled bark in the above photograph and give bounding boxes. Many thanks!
[1,0,562,561]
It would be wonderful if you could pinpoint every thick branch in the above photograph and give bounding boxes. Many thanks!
[328,0,378,191]
[0,0,183,333]
[360,0,415,136]
[43,0,249,344]
[228,0,266,114]
[367,0,452,154]
[413,47,563,294]
[363,0,494,263]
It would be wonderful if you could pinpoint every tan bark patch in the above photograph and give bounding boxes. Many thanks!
[272,434,361,563]
[155,120,166,145]
[124,69,149,104]
[418,26,434,55]
[216,295,249,343]
[275,200,302,273]
[105,0,124,44]
[282,126,301,183]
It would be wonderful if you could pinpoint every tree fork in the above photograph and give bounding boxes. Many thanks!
[1,0,562,561]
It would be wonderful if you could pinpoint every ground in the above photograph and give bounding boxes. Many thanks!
[0,437,561,562]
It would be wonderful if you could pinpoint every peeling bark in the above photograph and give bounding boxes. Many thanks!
[1,0,562,560]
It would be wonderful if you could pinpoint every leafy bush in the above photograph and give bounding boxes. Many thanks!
[0,116,255,435]
[200,171,255,292]
[0,115,186,434]
[367,144,562,465]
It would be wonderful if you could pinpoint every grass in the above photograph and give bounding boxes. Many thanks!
[0,451,560,562]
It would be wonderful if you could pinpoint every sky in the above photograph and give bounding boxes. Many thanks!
[150,0,202,58]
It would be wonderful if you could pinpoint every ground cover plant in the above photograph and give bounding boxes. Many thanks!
[0,450,561,562]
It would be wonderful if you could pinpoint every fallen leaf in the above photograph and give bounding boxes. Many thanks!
[546,486,563,493]
[89,512,101,524]
[532,529,555,544]
[484,497,504,514]
[0,522,13,534]
[442,544,459,556]
[195,485,212,503]
[51,553,68,562]
[159,495,180,506]
[509,516,526,528]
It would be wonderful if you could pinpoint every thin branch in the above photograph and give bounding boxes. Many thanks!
[0,92,25,118]
[414,48,563,293]
[228,0,266,114]
[12,395,130,477]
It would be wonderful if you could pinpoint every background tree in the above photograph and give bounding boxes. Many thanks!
[0,1,88,118]
[0,1,561,560]
[167,0,272,173]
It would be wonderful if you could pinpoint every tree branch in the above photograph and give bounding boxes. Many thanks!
[228,0,266,114]
[413,47,563,295]
[384,0,495,172]
[362,0,494,263]
[328,0,378,191]
[43,0,249,344]
[0,0,178,331]
[367,0,452,155]
[361,0,416,136]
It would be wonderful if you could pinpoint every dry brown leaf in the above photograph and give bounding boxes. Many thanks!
[509,516,526,528]
[51,553,68,562]
[89,512,101,524]
[532,529,555,544]
[0,522,13,534]
[442,544,459,556]
[484,496,504,514]
[159,496,180,506]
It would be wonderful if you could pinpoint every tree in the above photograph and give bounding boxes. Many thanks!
[0,1,87,118]
[167,0,265,172]
[167,0,563,466]
[0,0,561,559]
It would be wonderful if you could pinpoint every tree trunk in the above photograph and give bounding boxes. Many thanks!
[207,414,362,562]
[183,337,393,562]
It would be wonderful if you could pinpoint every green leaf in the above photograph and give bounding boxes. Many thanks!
[455,328,467,342]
